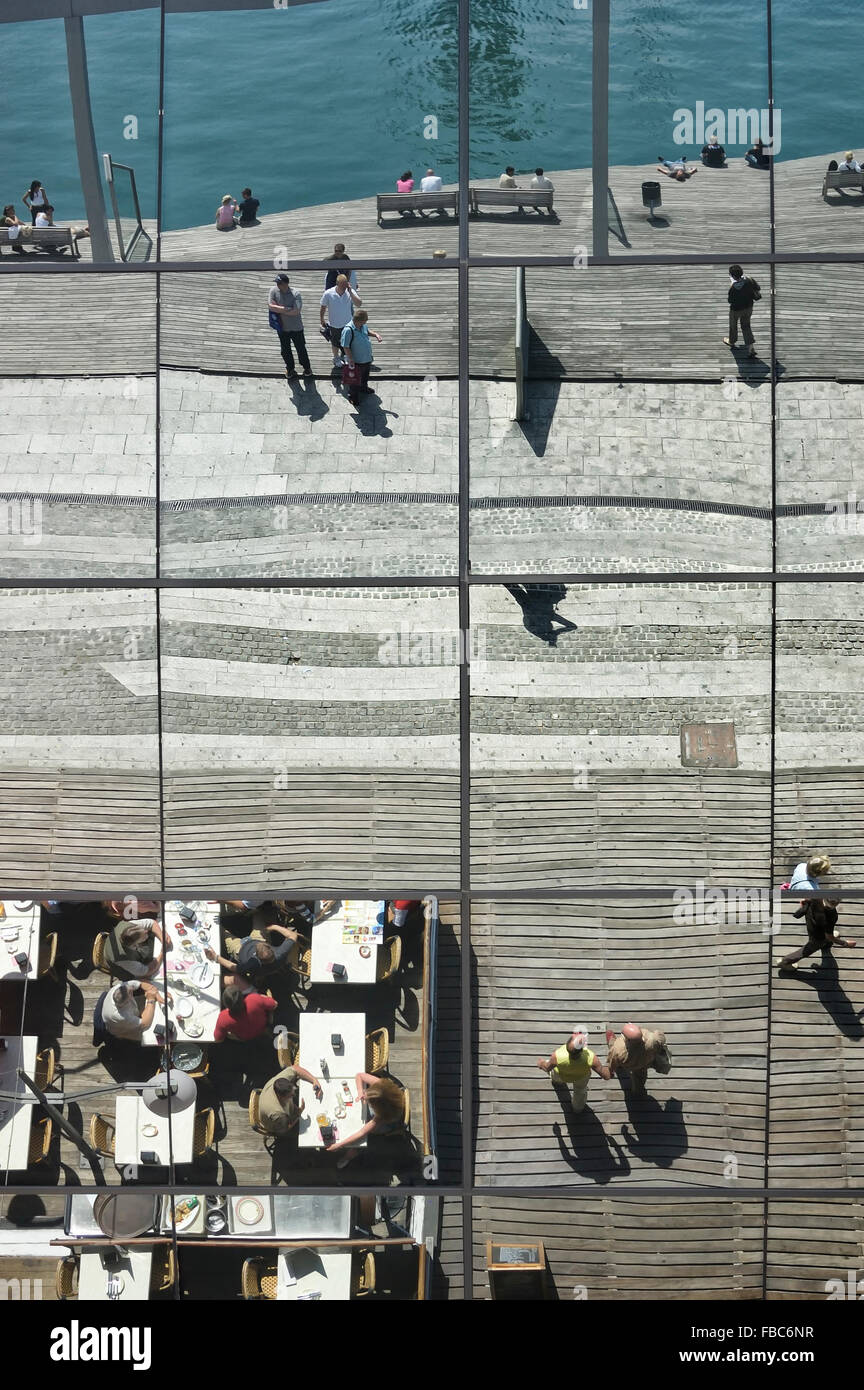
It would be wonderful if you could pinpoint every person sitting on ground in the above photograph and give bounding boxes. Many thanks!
[499,166,518,188]
[101,980,168,1042]
[325,1074,406,1166]
[745,137,771,168]
[258,1063,323,1136]
[103,917,170,980]
[779,898,856,972]
[213,984,277,1042]
[2,204,29,253]
[657,155,698,181]
[215,194,238,229]
[838,151,862,173]
[236,188,260,224]
[530,167,554,190]
[206,922,299,990]
[701,136,727,166]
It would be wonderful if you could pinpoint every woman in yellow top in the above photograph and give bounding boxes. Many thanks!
[536,1028,610,1112]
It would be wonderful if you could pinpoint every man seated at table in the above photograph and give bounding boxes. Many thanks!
[206,922,299,991]
[259,1063,323,1136]
[214,985,277,1042]
[102,898,160,921]
[101,981,168,1042]
[103,917,170,981]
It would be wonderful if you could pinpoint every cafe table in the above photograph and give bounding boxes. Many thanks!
[115,1090,196,1167]
[297,1012,367,1150]
[272,1194,353,1240]
[0,1035,38,1171]
[277,1247,353,1301]
[0,902,39,982]
[140,900,221,1046]
[78,1246,154,1302]
[310,900,385,985]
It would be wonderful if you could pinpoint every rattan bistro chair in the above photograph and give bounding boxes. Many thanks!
[27,1115,53,1166]
[193,1107,215,1156]
[92,933,113,975]
[352,1250,376,1297]
[88,1112,116,1158]
[34,1047,56,1089]
[402,1089,411,1131]
[241,1257,277,1300]
[55,1256,79,1300]
[276,1030,300,1069]
[248,1090,267,1134]
[38,931,58,980]
[149,1244,176,1294]
[376,935,402,982]
[365,1028,390,1075]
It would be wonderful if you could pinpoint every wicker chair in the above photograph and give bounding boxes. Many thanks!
[55,1255,79,1300]
[287,934,311,981]
[193,1107,215,1156]
[376,935,402,982]
[88,1112,116,1158]
[38,931,58,980]
[28,1115,53,1165]
[92,933,113,975]
[365,1028,390,1075]
[276,1030,300,1069]
[149,1244,176,1294]
[34,1047,56,1089]
[248,1090,267,1134]
[352,1250,376,1297]
[241,1257,277,1300]
[402,1088,411,1131]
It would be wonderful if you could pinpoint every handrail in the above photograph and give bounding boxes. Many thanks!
[421,895,438,1162]
[514,265,529,421]
[103,153,145,263]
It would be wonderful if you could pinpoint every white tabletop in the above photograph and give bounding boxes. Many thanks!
[297,1012,367,1149]
[0,902,39,981]
[277,1247,353,1301]
[0,1035,38,1171]
[310,901,384,984]
[115,1093,195,1166]
[140,901,221,1046]
[78,1247,154,1302]
[272,1194,353,1240]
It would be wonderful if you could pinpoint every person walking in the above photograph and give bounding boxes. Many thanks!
[268,273,312,379]
[320,273,362,371]
[341,309,382,406]
[536,1028,608,1112]
[723,263,761,358]
[605,1022,668,1099]
[323,242,358,290]
[788,853,831,893]
[22,180,48,223]
[778,898,856,972]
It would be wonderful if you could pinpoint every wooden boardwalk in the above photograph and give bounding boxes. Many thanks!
[470,1197,764,1299]
[774,770,864,884]
[472,899,768,1188]
[766,1200,864,1299]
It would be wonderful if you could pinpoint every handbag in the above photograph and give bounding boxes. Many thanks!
[268,309,282,331]
[341,361,360,387]
[653,1041,672,1075]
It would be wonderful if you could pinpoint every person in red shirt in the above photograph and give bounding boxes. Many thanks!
[214,985,277,1042]
[388,900,419,929]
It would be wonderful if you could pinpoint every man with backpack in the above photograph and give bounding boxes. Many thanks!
[724,263,761,358]
[605,1021,669,1099]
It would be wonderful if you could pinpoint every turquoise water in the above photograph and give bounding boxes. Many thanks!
[0,0,860,231]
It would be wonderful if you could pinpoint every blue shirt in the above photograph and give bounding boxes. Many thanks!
[341,322,372,363]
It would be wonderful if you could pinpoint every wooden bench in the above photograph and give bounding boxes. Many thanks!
[1,225,80,257]
[469,187,555,217]
[376,191,458,225]
[822,168,864,199]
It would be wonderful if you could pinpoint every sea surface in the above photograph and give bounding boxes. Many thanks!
[0,0,858,230]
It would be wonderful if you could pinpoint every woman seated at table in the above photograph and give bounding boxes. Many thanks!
[259,1063,323,1136]
[214,985,277,1042]
[103,917,169,980]
[325,1074,406,1168]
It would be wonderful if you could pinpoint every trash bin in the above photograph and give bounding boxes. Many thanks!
[641,180,662,215]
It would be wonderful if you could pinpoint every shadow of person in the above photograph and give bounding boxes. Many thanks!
[551,1088,631,1183]
[786,949,864,1039]
[504,583,577,647]
[620,1093,688,1168]
[287,376,329,424]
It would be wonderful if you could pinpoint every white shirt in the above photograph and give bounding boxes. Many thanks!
[320,285,357,330]
[102,989,147,1040]
[34,212,51,227]
[839,159,862,173]
[789,862,820,892]
[531,175,554,190]
[420,174,443,192]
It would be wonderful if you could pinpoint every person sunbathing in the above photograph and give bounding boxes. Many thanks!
[657,155,698,181]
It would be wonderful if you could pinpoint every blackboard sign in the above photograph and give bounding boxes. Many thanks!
[487,1241,546,1300]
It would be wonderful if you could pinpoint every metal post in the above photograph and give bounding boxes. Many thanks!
[64,14,114,262]
[592,0,610,259]
[17,1069,106,1184]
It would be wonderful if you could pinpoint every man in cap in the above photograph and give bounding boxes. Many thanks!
[268,273,312,380]
[605,1021,667,1099]
[536,1028,609,1112]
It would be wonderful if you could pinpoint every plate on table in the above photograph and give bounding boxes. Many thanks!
[173,1198,200,1232]
[174,998,194,1019]
[191,962,213,988]
[235,1197,265,1227]
[1,928,19,942]
[183,1020,204,1039]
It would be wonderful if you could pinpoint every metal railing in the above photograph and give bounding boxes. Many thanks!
[102,153,145,262]
[514,265,529,421]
